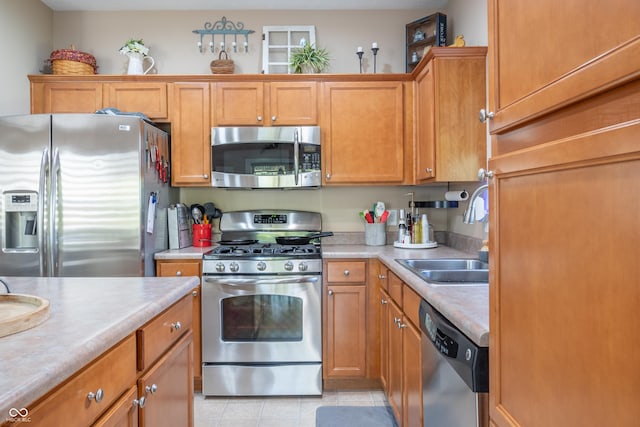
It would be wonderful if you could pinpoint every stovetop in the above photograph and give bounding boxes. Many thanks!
[204,243,321,259]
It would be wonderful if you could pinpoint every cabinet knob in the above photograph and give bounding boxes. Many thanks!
[87,388,104,403]
[378,274,386,280]
[479,108,495,123]
[271,115,277,121]
[425,167,433,174]
[343,270,350,277]
[398,322,407,329]
[135,396,146,408]
[328,290,334,296]
[203,174,209,179]
[145,384,158,394]
[257,115,263,122]
[171,321,182,331]
[192,290,198,297]
[176,271,182,276]
[381,298,388,305]
[478,168,494,181]
[325,173,331,180]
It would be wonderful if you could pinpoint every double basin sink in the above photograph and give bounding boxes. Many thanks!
[396,258,488,285]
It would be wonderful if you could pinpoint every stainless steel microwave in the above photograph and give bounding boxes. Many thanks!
[211,126,321,189]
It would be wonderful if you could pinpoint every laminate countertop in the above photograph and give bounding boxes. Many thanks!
[0,276,200,419]
[155,243,489,347]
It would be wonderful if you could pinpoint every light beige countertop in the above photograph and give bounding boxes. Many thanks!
[0,275,199,419]
[155,243,489,347]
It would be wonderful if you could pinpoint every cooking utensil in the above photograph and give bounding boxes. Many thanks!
[190,204,204,224]
[275,232,334,245]
[217,239,258,246]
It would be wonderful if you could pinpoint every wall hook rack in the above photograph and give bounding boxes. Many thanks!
[192,16,255,53]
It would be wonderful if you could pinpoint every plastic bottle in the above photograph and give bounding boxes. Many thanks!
[421,213,429,243]
[413,210,422,244]
[397,209,407,243]
[405,212,413,244]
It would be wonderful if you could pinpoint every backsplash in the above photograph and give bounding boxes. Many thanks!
[324,231,481,255]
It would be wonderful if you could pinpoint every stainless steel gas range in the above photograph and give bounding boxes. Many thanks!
[201,210,328,396]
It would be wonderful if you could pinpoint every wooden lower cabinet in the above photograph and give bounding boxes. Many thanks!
[380,270,423,427]
[155,259,202,392]
[138,331,194,427]
[93,385,139,427]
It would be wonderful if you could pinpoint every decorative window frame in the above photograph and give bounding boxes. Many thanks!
[262,25,316,74]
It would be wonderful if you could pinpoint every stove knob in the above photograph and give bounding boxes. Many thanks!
[230,262,240,273]
[257,261,267,271]
[215,263,225,272]
[298,262,308,272]
[284,261,294,271]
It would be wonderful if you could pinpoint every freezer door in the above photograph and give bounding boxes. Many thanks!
[0,115,51,276]
[52,114,146,276]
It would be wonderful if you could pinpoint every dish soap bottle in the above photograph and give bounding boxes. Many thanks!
[397,209,407,243]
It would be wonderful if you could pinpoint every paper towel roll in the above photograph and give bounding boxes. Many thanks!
[444,190,469,201]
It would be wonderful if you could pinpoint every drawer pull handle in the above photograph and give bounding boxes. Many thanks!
[171,321,182,331]
[343,270,350,277]
[87,388,104,403]
[146,384,158,394]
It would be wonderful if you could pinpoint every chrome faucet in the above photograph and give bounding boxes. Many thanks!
[463,184,489,224]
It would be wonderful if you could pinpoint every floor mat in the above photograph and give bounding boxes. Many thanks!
[316,406,398,427]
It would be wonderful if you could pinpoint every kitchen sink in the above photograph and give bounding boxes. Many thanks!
[396,258,489,285]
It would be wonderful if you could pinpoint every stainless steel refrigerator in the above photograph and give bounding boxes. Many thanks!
[0,114,177,277]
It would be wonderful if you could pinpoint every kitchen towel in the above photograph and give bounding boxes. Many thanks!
[316,406,398,427]
[444,190,469,201]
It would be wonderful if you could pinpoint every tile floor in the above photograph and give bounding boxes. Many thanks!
[194,389,389,427]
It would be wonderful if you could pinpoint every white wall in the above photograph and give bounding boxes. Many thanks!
[0,0,52,115]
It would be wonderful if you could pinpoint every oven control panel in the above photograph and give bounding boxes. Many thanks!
[253,214,288,224]
[203,258,322,275]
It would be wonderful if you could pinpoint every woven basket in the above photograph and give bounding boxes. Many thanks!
[210,51,234,74]
[49,47,97,75]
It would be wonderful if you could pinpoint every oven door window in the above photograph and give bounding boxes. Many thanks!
[211,142,321,175]
[221,294,303,341]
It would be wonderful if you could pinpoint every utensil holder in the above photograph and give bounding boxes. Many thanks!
[192,223,212,247]
[364,223,386,246]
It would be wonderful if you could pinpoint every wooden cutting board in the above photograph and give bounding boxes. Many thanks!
[0,294,50,338]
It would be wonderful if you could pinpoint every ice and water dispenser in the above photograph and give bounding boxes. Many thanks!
[3,191,38,251]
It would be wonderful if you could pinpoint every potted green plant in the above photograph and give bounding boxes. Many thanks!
[290,42,330,74]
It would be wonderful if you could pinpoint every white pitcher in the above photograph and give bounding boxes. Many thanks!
[126,52,155,75]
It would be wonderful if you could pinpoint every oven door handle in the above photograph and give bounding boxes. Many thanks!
[203,275,319,289]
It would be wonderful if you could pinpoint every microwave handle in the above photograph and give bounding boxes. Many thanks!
[293,128,300,186]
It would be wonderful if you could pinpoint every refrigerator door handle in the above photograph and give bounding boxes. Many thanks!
[38,147,49,276]
[51,148,60,276]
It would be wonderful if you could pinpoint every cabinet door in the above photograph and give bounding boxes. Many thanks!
[92,385,139,427]
[169,83,210,186]
[387,300,403,424]
[488,0,640,133]
[402,318,422,427]
[104,83,168,121]
[414,49,487,183]
[323,284,367,378]
[322,81,404,184]
[138,331,194,427]
[488,121,640,426]
[212,82,264,125]
[33,82,103,114]
[268,82,318,125]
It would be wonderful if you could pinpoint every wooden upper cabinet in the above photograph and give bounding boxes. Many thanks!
[488,0,640,134]
[321,81,405,185]
[414,47,487,183]
[32,82,103,114]
[212,81,318,126]
[169,82,211,186]
[104,82,168,121]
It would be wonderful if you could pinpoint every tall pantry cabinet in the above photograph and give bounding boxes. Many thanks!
[487,1,640,426]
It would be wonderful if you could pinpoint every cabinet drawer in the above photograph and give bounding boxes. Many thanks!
[92,384,139,427]
[402,284,422,327]
[28,335,136,427]
[326,261,367,284]
[388,271,403,304]
[137,295,192,372]
[156,260,201,277]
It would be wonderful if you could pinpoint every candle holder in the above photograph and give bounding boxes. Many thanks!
[356,50,364,73]
[371,47,379,74]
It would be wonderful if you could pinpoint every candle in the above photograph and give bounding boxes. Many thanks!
[197,41,202,48]
[209,41,213,48]
[372,42,378,49]
[232,41,237,47]
[220,41,225,48]
[357,46,363,53]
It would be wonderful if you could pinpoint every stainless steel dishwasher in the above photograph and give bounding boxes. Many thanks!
[419,299,489,427]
